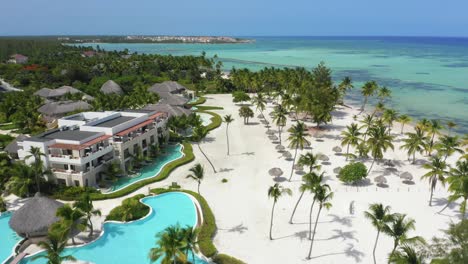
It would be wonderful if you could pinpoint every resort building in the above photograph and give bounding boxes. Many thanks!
[148,81,195,105]
[8,54,28,64]
[17,110,169,187]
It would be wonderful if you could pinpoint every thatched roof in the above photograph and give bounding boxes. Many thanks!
[148,81,186,94]
[9,193,64,238]
[143,103,191,118]
[157,92,189,106]
[38,101,91,117]
[100,80,124,95]
[34,86,94,101]
[4,135,28,155]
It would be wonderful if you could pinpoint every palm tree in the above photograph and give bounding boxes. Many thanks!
[361,81,378,112]
[251,93,267,118]
[287,122,310,181]
[421,156,448,206]
[383,109,399,135]
[359,114,374,141]
[181,226,199,263]
[388,245,426,264]
[378,86,392,103]
[192,125,216,173]
[104,160,123,182]
[398,115,412,134]
[56,204,86,245]
[298,152,322,173]
[446,159,468,218]
[223,115,234,155]
[364,203,395,264]
[186,163,204,194]
[306,184,333,259]
[383,214,425,258]
[341,123,362,160]
[272,105,288,145]
[367,124,395,174]
[268,183,292,240]
[73,191,101,238]
[289,171,322,224]
[6,164,34,197]
[238,106,254,124]
[149,225,187,264]
[400,127,428,164]
[25,146,46,193]
[436,135,463,161]
[446,121,457,136]
[32,230,75,264]
[416,118,430,131]
[426,119,444,156]
[338,76,353,104]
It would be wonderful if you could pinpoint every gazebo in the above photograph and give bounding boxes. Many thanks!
[9,193,64,239]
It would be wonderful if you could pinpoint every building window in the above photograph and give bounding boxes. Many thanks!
[124,149,130,159]
[74,180,80,186]
[150,135,155,144]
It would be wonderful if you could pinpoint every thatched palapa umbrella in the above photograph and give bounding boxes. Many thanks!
[374,176,387,186]
[266,130,276,135]
[276,145,285,151]
[293,164,304,171]
[283,151,292,159]
[318,154,329,161]
[269,135,278,141]
[400,172,413,182]
[269,168,283,177]
[9,193,64,238]
[333,167,342,174]
[332,146,342,153]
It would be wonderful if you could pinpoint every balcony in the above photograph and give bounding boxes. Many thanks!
[48,145,113,165]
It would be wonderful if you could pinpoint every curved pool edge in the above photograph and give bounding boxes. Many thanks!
[0,211,24,264]
[103,143,186,195]
[22,191,212,264]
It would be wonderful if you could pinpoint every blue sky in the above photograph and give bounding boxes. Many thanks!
[2,0,468,36]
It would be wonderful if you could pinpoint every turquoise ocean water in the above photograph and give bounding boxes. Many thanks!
[83,37,468,133]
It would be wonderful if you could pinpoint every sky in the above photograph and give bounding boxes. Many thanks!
[1,0,468,37]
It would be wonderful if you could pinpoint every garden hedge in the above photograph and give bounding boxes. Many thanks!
[197,110,222,132]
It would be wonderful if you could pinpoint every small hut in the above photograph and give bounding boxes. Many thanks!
[100,80,124,95]
[9,193,64,239]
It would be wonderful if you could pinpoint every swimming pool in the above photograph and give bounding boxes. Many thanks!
[197,113,212,127]
[22,192,208,264]
[0,212,22,264]
[107,144,184,193]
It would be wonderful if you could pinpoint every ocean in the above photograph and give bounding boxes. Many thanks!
[81,36,468,134]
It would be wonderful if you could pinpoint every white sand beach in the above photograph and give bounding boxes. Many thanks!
[4,94,463,263]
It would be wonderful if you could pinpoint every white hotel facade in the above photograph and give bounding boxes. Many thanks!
[18,110,169,187]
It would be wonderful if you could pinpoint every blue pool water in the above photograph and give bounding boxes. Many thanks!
[0,212,22,264]
[22,192,207,264]
[108,144,184,193]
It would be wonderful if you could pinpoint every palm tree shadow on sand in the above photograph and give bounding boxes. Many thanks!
[309,243,365,263]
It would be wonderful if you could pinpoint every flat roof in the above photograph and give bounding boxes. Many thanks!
[30,129,100,142]
[93,116,135,128]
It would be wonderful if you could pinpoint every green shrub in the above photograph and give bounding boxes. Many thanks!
[199,111,222,131]
[106,194,149,222]
[0,197,6,212]
[221,178,228,183]
[213,254,246,264]
[339,162,368,184]
[52,186,99,200]
[196,105,224,111]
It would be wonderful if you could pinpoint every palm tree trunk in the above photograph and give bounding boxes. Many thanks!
[401,124,405,134]
[361,96,368,112]
[346,143,350,161]
[289,190,305,224]
[88,216,93,237]
[278,126,282,145]
[307,206,322,259]
[197,182,201,194]
[429,185,434,206]
[72,236,76,245]
[197,143,216,173]
[308,199,316,240]
[413,152,416,164]
[269,201,276,240]
[389,240,398,263]
[372,230,380,264]
[289,147,298,181]
[367,158,376,175]
[226,125,230,155]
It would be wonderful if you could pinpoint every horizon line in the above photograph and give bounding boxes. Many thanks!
[0,34,468,39]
